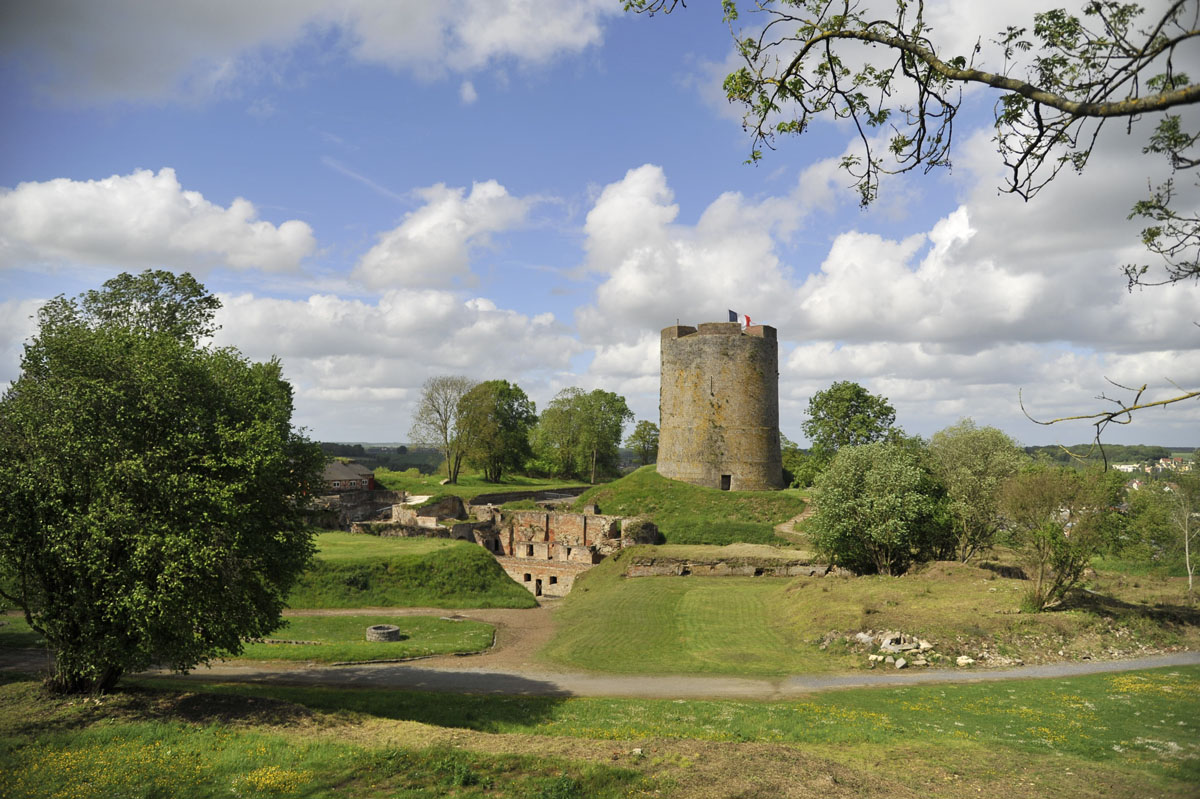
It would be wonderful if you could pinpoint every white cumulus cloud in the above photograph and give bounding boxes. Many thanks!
[354,180,533,289]
[0,168,315,273]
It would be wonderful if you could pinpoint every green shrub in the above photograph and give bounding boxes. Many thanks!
[807,441,950,575]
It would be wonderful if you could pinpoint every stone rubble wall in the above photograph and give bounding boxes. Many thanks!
[624,558,848,578]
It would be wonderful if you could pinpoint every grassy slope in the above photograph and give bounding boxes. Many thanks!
[132,666,1199,798]
[543,550,1200,676]
[288,534,537,610]
[570,466,807,545]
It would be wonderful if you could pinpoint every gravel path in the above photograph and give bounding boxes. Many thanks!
[122,651,1199,699]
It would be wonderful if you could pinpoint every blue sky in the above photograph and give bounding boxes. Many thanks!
[1,1,1197,448]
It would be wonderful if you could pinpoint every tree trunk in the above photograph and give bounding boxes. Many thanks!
[590,446,597,484]
[1186,512,1193,599]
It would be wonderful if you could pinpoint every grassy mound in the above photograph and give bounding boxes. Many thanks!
[289,534,536,609]
[541,549,1200,676]
[570,466,806,545]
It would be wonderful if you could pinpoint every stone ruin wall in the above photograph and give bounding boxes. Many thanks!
[624,559,848,578]
[493,509,628,598]
[657,322,784,491]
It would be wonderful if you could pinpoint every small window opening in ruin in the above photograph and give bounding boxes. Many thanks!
[523,573,531,582]
[720,474,731,491]
[526,544,534,556]
[535,579,543,596]
[549,576,558,585]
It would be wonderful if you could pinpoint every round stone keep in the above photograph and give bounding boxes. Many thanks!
[365,624,402,642]
[658,322,784,491]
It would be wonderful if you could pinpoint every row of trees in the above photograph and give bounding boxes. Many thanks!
[409,377,639,484]
[798,381,1198,609]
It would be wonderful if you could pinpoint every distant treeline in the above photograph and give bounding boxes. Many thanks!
[318,442,442,474]
[1024,444,1175,465]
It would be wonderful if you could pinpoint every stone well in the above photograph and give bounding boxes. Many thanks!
[365,624,402,642]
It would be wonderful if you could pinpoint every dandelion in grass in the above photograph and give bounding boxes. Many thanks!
[231,766,312,797]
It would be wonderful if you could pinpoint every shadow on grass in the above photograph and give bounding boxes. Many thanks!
[0,677,321,742]
[978,561,1027,580]
[138,668,569,734]
[1058,590,1200,628]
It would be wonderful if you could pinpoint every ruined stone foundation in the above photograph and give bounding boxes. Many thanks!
[657,322,784,490]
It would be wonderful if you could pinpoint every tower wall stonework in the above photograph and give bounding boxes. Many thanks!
[657,322,784,491]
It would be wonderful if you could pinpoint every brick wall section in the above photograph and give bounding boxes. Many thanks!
[658,322,784,490]
[496,558,594,598]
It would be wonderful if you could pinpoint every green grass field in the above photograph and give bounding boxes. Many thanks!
[570,466,807,545]
[543,549,1200,676]
[374,468,587,501]
[288,534,536,610]
[543,551,827,675]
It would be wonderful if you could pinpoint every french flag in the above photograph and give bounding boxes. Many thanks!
[727,310,751,327]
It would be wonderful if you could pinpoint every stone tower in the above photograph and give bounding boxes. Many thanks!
[658,322,784,491]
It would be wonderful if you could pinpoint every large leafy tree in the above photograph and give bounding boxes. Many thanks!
[626,419,660,466]
[408,375,479,484]
[0,271,323,693]
[460,380,537,483]
[808,439,950,575]
[532,388,634,483]
[801,380,896,461]
[928,419,1029,563]
[577,390,635,484]
[629,0,1200,288]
